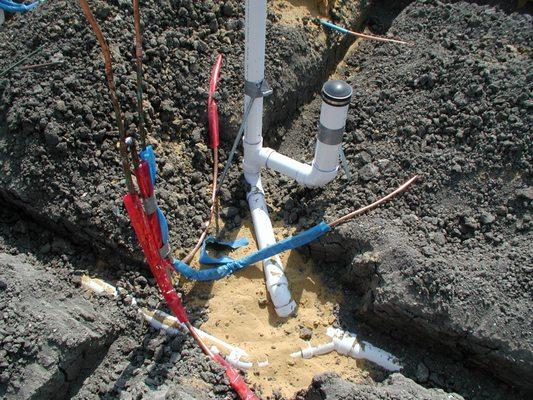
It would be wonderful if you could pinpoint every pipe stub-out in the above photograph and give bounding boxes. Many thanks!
[321,80,353,107]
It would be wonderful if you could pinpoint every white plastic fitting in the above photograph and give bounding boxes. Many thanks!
[211,346,269,371]
[81,275,137,305]
[81,275,119,297]
[242,1,352,316]
[138,308,246,357]
[255,81,353,188]
[291,327,402,372]
[80,276,265,371]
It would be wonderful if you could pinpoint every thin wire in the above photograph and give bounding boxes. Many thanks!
[0,46,44,78]
[132,0,146,149]
[319,19,409,45]
[182,148,219,264]
[215,99,255,196]
[345,27,410,45]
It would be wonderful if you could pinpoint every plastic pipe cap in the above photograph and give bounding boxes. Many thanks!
[321,80,353,107]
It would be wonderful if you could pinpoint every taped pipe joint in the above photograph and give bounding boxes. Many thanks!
[247,180,297,317]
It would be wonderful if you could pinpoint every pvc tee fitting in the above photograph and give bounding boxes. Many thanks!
[291,327,402,372]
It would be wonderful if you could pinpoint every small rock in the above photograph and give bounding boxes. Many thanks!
[221,3,234,17]
[516,187,533,201]
[358,163,379,182]
[134,276,148,287]
[258,297,268,307]
[480,211,495,225]
[223,206,239,218]
[299,327,313,341]
[463,216,479,230]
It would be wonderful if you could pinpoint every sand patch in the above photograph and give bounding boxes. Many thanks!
[270,0,335,26]
[184,219,367,398]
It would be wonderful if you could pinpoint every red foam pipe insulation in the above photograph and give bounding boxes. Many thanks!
[123,193,188,323]
[214,354,259,400]
[207,54,223,149]
[134,160,163,248]
[127,158,258,398]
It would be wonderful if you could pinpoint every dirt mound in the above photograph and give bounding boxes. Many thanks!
[297,372,464,400]
[0,0,366,261]
[270,0,531,396]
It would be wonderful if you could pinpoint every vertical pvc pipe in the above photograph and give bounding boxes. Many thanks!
[313,81,352,176]
[243,0,267,176]
[0,10,5,26]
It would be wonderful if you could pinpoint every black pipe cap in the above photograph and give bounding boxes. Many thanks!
[321,80,353,107]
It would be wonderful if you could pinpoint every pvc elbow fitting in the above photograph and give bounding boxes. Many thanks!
[255,81,352,188]
[329,328,402,371]
[258,148,337,188]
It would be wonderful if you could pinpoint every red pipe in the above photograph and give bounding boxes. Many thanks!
[126,176,258,399]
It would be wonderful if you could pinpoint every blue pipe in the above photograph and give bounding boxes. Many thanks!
[0,0,40,13]
[318,19,349,35]
[172,221,331,281]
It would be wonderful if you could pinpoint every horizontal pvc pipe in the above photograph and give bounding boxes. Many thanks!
[258,148,337,188]
[80,276,263,370]
[139,308,247,357]
[81,275,118,297]
[291,342,335,359]
[291,328,401,372]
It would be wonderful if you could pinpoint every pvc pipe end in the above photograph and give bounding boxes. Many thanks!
[321,80,353,107]
[275,299,297,317]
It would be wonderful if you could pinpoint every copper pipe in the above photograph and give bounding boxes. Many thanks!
[328,176,419,228]
[78,0,134,194]
[185,322,214,358]
[182,149,219,264]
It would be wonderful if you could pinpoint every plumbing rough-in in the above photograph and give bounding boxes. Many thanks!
[242,0,352,317]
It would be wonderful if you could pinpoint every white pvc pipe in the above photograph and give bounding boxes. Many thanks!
[241,1,351,315]
[255,96,350,187]
[80,276,264,369]
[81,275,118,297]
[138,308,248,357]
[242,0,267,176]
[258,147,338,188]
[247,174,297,317]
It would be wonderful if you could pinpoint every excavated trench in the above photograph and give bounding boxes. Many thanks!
[0,0,531,399]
